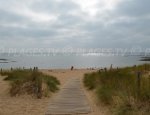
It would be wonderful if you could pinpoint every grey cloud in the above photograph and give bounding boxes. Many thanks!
[93,0,150,48]
[0,9,27,23]
[31,0,79,14]
[0,26,58,39]
[116,0,150,17]
[0,0,150,49]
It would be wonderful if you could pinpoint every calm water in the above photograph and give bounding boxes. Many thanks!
[0,53,147,69]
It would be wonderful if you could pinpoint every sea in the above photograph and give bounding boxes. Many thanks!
[0,52,149,69]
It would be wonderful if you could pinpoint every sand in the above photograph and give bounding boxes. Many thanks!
[0,69,110,115]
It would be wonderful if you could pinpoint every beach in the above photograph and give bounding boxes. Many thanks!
[0,69,110,115]
[0,0,149,114]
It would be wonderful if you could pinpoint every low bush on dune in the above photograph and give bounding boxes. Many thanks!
[84,73,97,90]
[0,69,10,76]
[1,68,60,98]
[83,64,150,115]
[43,75,60,92]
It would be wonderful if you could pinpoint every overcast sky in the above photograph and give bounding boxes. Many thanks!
[0,0,150,49]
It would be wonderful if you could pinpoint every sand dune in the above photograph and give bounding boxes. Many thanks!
[0,69,109,115]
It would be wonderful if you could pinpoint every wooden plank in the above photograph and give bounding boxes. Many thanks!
[45,78,91,115]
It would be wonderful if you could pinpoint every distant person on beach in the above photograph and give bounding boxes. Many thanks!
[71,66,74,70]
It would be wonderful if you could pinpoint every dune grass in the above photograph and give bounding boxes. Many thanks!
[83,64,150,115]
[0,68,60,98]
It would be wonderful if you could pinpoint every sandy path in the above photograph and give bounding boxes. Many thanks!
[0,69,109,115]
[43,69,110,115]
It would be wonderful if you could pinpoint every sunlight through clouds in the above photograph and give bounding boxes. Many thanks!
[73,0,120,16]
[73,0,99,16]
[17,8,58,23]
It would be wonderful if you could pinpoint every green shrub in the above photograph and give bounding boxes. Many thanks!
[96,86,113,105]
[83,73,97,90]
[10,80,23,96]
[114,102,136,115]
[83,64,150,115]
[3,69,60,98]
[43,75,60,92]
[0,70,10,76]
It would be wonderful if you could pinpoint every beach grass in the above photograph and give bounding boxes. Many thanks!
[0,68,60,98]
[83,64,150,115]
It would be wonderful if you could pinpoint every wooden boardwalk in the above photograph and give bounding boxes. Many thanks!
[45,78,91,115]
